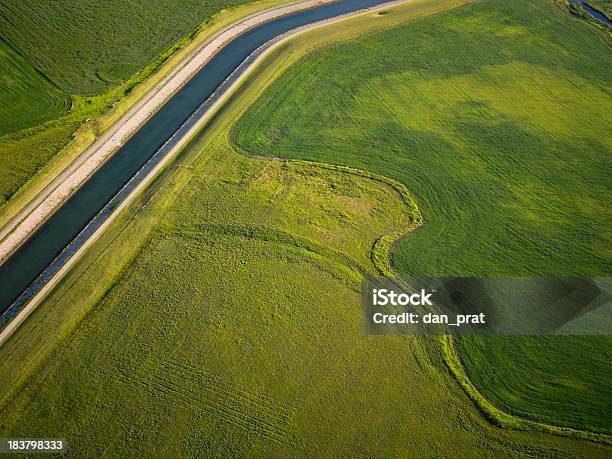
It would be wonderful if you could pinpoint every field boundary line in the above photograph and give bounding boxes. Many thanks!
[358,167,612,445]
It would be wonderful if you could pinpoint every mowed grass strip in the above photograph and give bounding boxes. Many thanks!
[233,0,612,434]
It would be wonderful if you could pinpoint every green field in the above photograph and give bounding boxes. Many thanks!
[0,38,68,135]
[0,123,78,204]
[0,136,599,456]
[0,0,610,454]
[0,0,265,211]
[460,336,612,435]
[0,0,251,94]
[0,32,74,203]
[0,136,419,455]
[233,0,612,434]
[1,0,609,454]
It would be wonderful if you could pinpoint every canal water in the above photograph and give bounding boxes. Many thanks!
[0,0,395,318]
[568,0,612,26]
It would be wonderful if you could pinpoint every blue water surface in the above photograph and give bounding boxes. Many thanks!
[0,0,395,321]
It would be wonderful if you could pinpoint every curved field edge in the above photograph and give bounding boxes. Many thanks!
[0,143,423,456]
[309,148,611,446]
[227,0,612,445]
[0,0,296,226]
[440,335,612,445]
[300,151,612,446]
[236,125,612,448]
[0,0,442,406]
[366,198,612,445]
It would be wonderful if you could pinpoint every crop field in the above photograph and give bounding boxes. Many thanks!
[1,31,608,452]
[0,38,68,135]
[233,0,612,435]
[460,336,612,435]
[0,0,252,94]
[0,0,282,214]
[0,32,73,203]
[0,0,609,454]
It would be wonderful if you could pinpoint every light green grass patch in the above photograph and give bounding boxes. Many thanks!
[233,0,612,434]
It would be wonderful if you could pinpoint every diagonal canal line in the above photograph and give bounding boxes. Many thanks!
[0,0,400,318]
[0,0,411,347]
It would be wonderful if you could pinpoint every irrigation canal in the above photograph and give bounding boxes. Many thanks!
[0,0,396,325]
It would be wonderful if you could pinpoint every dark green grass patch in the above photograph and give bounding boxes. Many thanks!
[233,0,612,433]
[0,122,78,206]
[0,0,252,94]
[460,336,612,435]
[0,38,69,135]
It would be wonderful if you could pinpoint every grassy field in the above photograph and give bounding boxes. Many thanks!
[0,0,609,454]
[0,0,288,213]
[233,0,612,434]
[0,0,253,94]
[0,38,68,135]
[460,336,612,435]
[0,123,78,204]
